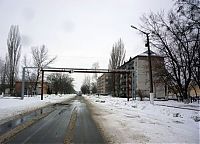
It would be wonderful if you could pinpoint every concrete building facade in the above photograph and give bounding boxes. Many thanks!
[15,81,48,97]
[132,51,167,98]
[97,73,110,95]
[97,50,167,99]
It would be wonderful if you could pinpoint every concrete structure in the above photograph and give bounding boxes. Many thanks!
[119,58,133,98]
[97,74,110,95]
[96,50,167,98]
[190,84,200,97]
[168,83,200,101]
[119,50,167,99]
[15,81,48,97]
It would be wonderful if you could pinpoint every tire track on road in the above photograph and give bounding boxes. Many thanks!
[64,106,78,144]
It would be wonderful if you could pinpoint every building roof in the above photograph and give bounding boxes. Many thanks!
[138,50,158,56]
[119,50,163,68]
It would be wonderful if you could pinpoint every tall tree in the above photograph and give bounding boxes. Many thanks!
[108,38,126,97]
[140,0,199,102]
[0,58,6,93]
[108,39,126,70]
[176,0,200,89]
[81,75,91,94]
[22,55,37,96]
[175,0,200,25]
[47,73,75,94]
[31,45,56,94]
[7,25,21,95]
[92,62,99,82]
[91,62,99,94]
[91,82,97,94]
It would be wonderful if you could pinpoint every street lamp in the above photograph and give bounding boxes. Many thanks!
[131,25,154,104]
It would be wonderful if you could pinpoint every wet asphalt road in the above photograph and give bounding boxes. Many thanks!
[7,96,104,144]
[72,97,104,144]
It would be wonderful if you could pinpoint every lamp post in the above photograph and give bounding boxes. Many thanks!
[131,25,154,104]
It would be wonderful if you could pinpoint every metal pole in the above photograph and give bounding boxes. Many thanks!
[131,25,154,103]
[146,33,154,104]
[41,69,44,100]
[21,67,25,100]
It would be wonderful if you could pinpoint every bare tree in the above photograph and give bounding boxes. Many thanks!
[91,82,97,94]
[0,58,6,94]
[108,39,126,70]
[7,25,21,95]
[0,58,4,72]
[140,1,199,102]
[175,0,200,25]
[47,73,75,94]
[31,45,56,94]
[4,55,10,85]
[176,0,200,89]
[81,75,91,94]
[108,38,126,97]
[91,62,99,94]
[92,62,99,82]
[22,55,37,96]
[192,44,200,88]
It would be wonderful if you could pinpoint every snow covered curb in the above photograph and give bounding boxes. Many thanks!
[0,94,76,124]
[84,95,200,143]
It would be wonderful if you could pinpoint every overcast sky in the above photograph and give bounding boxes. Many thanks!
[0,0,173,91]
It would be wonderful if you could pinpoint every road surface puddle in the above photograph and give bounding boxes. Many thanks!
[0,106,55,135]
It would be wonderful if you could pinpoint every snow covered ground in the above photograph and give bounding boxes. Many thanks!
[84,95,200,143]
[0,94,199,143]
[0,94,76,124]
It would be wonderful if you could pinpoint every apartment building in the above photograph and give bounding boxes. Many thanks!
[119,50,167,99]
[97,73,110,95]
[97,50,167,98]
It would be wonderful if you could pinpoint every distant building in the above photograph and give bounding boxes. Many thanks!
[0,84,9,95]
[189,84,200,97]
[168,81,200,101]
[97,74,110,95]
[15,81,48,97]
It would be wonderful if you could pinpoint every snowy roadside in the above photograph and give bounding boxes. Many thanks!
[84,95,200,143]
[0,94,76,124]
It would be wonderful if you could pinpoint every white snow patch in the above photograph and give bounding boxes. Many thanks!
[0,94,76,123]
[84,95,200,143]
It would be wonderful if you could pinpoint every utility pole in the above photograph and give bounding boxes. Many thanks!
[41,69,44,100]
[21,67,25,100]
[131,25,154,104]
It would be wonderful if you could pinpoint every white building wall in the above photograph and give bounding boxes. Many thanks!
[134,56,166,98]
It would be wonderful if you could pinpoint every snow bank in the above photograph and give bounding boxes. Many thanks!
[84,95,200,143]
[0,94,76,123]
